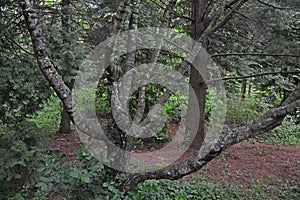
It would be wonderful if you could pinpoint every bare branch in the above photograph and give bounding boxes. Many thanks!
[205,0,248,37]
[256,0,295,10]
[209,70,300,83]
[5,35,34,56]
[212,53,300,58]
[149,0,193,21]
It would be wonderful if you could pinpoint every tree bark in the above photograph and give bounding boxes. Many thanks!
[58,0,73,134]
[186,0,210,150]
[241,79,246,100]
[59,107,72,134]
[20,0,107,141]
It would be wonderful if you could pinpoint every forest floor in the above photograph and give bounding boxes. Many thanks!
[49,130,300,189]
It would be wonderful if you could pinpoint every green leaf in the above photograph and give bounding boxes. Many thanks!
[36,182,48,191]
[82,176,92,183]
[70,169,80,178]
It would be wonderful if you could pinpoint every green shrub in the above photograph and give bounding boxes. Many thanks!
[126,176,299,200]
[0,120,49,199]
[33,146,123,200]
[27,92,61,133]
[126,177,241,200]
[251,115,300,145]
[225,93,271,124]
[245,180,300,200]
[0,54,50,123]
[31,149,300,200]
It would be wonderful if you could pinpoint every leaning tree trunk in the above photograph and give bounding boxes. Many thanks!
[20,0,107,141]
[102,0,132,173]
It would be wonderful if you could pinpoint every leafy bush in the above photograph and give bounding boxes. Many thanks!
[33,146,123,200]
[126,177,241,200]
[127,177,299,200]
[245,180,300,200]
[225,93,271,124]
[0,120,49,199]
[27,92,62,133]
[0,54,50,123]
[30,147,300,199]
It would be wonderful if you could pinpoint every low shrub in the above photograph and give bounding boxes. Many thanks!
[225,94,271,124]
[251,115,300,145]
[0,120,49,199]
[26,92,61,133]
[33,146,123,200]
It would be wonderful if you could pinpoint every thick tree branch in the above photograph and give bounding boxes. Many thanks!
[121,86,300,191]
[106,0,130,82]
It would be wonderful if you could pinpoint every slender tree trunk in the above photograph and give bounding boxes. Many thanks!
[241,79,246,100]
[248,83,251,97]
[124,0,141,151]
[187,0,209,150]
[58,0,73,134]
[104,0,131,173]
[20,0,107,141]
[134,0,176,125]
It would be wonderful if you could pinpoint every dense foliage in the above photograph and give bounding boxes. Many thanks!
[0,120,49,198]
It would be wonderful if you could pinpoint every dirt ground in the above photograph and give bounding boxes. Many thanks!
[49,130,300,189]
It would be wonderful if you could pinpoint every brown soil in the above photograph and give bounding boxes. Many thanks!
[49,131,300,189]
[195,142,299,188]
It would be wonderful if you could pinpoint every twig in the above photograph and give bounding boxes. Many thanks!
[212,53,300,58]
[256,0,295,10]
[206,0,248,37]
[149,0,193,21]
[209,70,300,83]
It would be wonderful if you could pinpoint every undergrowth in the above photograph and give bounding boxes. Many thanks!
[27,92,61,133]
[0,120,49,199]
[251,115,300,145]
[2,88,299,199]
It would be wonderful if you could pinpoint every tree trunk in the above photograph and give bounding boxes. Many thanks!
[20,0,107,141]
[104,0,131,173]
[241,79,246,100]
[58,0,73,134]
[187,0,209,150]
[58,107,72,134]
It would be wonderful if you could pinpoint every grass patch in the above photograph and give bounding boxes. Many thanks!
[26,92,61,134]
